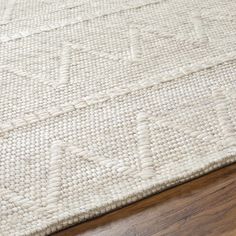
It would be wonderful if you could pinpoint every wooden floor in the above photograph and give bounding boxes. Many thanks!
[54,164,236,236]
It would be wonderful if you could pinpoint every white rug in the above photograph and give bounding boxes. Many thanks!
[0,0,236,235]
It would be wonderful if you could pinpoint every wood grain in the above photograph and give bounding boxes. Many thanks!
[53,164,236,236]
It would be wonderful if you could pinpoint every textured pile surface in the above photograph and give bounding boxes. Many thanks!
[0,0,236,235]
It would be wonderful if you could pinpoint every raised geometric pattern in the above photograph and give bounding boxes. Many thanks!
[1,0,236,235]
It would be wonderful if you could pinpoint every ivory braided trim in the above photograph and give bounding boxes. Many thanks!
[22,151,236,236]
[0,0,167,43]
[1,1,236,234]
[0,51,236,136]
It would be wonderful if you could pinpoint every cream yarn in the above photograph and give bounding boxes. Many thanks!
[0,0,236,235]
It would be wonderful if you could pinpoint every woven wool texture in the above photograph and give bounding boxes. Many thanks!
[0,0,236,235]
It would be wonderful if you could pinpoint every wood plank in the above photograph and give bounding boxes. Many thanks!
[53,163,236,236]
